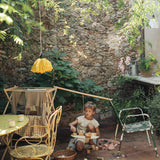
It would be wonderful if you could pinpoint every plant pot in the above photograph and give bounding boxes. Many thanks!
[140,70,152,77]
[139,61,154,77]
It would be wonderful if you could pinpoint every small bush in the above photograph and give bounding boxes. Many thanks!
[110,75,147,112]
[145,94,160,133]
[105,75,150,123]
[29,49,104,110]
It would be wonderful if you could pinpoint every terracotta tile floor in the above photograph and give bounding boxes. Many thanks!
[55,118,160,160]
[1,118,160,160]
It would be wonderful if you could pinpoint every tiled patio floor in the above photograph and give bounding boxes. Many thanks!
[1,118,160,160]
[55,118,160,160]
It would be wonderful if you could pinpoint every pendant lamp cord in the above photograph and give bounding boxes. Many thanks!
[39,1,42,57]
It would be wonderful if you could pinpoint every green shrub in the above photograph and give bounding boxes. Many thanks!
[104,75,150,122]
[0,77,10,114]
[145,94,160,133]
[111,74,133,87]
[29,49,104,110]
[110,75,147,112]
[112,87,147,112]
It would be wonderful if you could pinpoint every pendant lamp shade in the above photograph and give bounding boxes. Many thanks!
[31,2,53,74]
[31,58,53,73]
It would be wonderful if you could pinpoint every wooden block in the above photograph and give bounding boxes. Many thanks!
[96,157,104,160]
[87,149,91,154]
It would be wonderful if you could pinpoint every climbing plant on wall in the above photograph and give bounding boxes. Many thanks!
[1,0,160,57]
[0,0,43,61]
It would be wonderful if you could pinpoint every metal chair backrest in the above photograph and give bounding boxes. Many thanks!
[118,107,145,126]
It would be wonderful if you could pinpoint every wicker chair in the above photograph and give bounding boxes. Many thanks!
[9,106,62,160]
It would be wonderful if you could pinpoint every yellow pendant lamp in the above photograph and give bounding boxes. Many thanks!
[31,2,53,74]
[31,57,53,74]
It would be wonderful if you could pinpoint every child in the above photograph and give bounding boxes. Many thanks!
[68,101,100,151]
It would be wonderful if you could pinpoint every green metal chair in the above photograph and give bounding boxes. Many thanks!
[110,101,158,157]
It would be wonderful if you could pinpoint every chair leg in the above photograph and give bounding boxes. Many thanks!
[151,129,159,157]
[45,155,50,160]
[146,130,151,146]
[119,128,125,151]
[114,123,119,141]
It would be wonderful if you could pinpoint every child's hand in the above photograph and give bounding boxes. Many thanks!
[70,125,76,133]
[69,120,78,133]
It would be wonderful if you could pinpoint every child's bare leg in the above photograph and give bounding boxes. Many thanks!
[76,140,84,151]
[89,139,96,145]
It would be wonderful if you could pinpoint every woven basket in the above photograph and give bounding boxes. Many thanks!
[53,150,77,160]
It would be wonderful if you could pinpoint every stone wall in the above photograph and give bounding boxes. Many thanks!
[42,0,137,89]
[0,0,138,89]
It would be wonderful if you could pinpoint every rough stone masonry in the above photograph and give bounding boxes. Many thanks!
[0,0,138,89]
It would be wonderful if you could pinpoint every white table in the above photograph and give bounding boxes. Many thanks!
[126,75,160,85]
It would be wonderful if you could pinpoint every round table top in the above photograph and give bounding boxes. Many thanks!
[0,114,29,136]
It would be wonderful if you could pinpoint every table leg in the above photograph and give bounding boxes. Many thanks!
[1,147,8,160]
[1,134,13,160]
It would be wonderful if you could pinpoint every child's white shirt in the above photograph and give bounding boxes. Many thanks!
[77,115,99,133]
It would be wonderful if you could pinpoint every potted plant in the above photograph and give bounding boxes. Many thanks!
[138,53,157,77]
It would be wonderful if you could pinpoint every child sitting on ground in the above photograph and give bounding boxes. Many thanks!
[68,101,100,151]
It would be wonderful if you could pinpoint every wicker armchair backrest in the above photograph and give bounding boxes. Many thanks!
[47,106,62,149]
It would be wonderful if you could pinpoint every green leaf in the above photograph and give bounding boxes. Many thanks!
[0,4,19,14]
[13,53,22,61]
[0,13,13,24]
[11,35,23,46]
[64,82,73,88]
[53,66,65,71]
[72,79,80,84]
[22,3,33,15]
[58,96,66,104]
[0,30,6,41]
[147,41,152,48]
[118,0,125,9]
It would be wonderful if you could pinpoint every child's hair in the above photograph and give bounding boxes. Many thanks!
[85,101,96,111]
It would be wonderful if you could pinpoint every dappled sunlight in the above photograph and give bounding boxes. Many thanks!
[0,129,6,135]
[77,50,87,58]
